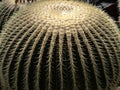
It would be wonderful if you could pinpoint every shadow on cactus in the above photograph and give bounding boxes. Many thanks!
[0,0,120,90]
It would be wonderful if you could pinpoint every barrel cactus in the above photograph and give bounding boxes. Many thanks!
[0,0,120,90]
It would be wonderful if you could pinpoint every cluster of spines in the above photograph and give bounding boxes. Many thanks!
[0,0,95,33]
[0,0,40,33]
[0,2,19,33]
[0,1,120,90]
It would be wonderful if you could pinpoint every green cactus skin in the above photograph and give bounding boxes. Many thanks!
[0,0,38,33]
[0,1,120,90]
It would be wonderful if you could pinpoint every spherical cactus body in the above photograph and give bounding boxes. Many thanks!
[0,1,120,90]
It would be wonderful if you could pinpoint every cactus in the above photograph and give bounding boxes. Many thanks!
[0,0,120,90]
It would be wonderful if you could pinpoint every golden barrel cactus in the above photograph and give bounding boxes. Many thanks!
[0,1,120,90]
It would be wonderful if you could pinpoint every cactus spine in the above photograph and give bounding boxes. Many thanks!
[0,1,120,90]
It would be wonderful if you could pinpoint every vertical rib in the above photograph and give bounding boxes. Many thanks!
[58,29,64,90]
[66,28,77,90]
[47,30,58,90]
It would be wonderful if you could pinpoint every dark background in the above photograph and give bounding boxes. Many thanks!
[86,0,119,21]
[83,0,120,31]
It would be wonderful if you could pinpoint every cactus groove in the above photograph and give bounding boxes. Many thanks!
[0,1,120,90]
